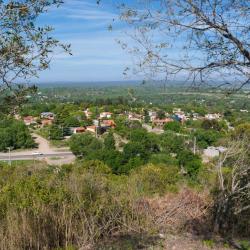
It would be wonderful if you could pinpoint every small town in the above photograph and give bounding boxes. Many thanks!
[0,0,249,249]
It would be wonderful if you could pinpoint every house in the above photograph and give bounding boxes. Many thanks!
[205,113,221,120]
[240,109,248,113]
[41,112,55,120]
[72,127,86,134]
[173,108,182,113]
[174,114,187,123]
[153,118,173,128]
[128,112,143,121]
[100,112,112,119]
[23,116,37,126]
[86,125,97,133]
[41,119,53,127]
[148,111,157,122]
[101,120,116,128]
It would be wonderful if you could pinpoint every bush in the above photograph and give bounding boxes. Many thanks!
[0,162,156,249]
[69,133,103,157]
[164,121,181,133]
[130,164,180,195]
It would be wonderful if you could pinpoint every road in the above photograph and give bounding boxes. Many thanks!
[0,152,74,161]
[0,133,75,165]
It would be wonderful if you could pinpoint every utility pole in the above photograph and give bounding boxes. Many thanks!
[7,147,12,166]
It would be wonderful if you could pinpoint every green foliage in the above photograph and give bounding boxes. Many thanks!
[194,129,222,148]
[160,132,185,154]
[48,124,64,140]
[64,116,80,127]
[233,123,250,139]
[0,0,69,114]
[69,133,103,157]
[104,132,116,150]
[239,240,250,250]
[130,164,180,195]
[177,150,202,178]
[123,142,149,162]
[201,119,226,131]
[164,121,181,132]
[129,129,159,153]
[149,153,178,166]
[144,109,150,123]
[0,118,35,151]
[0,161,159,249]
[157,110,166,119]
[86,149,124,174]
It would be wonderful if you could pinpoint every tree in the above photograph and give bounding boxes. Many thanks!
[201,119,225,131]
[213,137,250,236]
[64,116,80,128]
[69,133,103,157]
[143,109,150,123]
[157,110,166,119]
[104,132,116,150]
[0,118,35,151]
[160,132,185,154]
[0,0,70,114]
[164,121,181,133]
[49,125,64,140]
[118,0,250,92]
[123,142,149,163]
[194,128,221,148]
[177,149,202,178]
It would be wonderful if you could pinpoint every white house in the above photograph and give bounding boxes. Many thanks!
[205,113,221,120]
[100,112,112,119]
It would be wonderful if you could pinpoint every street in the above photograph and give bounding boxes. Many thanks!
[0,133,75,165]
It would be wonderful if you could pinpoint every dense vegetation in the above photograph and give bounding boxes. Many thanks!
[0,85,249,249]
[0,160,179,249]
[0,118,35,151]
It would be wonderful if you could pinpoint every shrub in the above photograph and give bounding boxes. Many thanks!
[130,164,180,195]
[0,162,156,249]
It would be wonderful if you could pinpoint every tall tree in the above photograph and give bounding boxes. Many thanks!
[0,0,70,114]
[118,0,250,92]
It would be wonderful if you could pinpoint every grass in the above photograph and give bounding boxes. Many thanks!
[49,157,62,160]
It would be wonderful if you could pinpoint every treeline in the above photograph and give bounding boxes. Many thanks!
[69,127,202,178]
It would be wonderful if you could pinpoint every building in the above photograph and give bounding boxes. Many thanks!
[153,118,173,128]
[205,113,221,120]
[41,112,55,120]
[128,112,143,121]
[71,127,86,134]
[86,125,97,133]
[23,116,37,126]
[101,120,116,128]
[173,108,182,113]
[148,111,157,122]
[100,112,112,119]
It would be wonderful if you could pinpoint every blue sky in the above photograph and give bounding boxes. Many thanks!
[37,0,136,83]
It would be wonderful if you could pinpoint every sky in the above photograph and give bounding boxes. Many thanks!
[37,0,137,83]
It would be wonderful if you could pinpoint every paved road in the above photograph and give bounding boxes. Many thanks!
[0,152,74,161]
[0,133,75,165]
